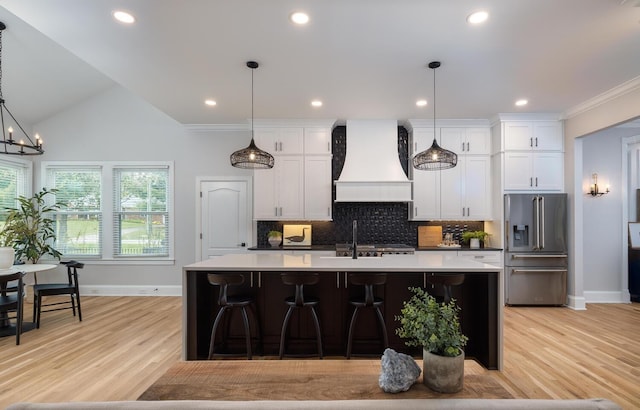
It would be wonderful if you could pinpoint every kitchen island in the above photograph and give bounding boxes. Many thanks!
[183,253,503,369]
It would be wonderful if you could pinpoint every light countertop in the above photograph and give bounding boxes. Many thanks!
[184,253,501,273]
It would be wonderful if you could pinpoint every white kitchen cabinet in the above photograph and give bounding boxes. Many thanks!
[253,155,304,220]
[503,121,562,151]
[410,125,491,221]
[440,156,491,220]
[253,124,333,221]
[304,156,332,220]
[411,166,440,219]
[504,151,563,191]
[304,128,332,155]
[440,127,490,155]
[254,128,304,155]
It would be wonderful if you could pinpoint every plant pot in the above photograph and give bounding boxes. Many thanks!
[268,237,282,247]
[469,238,480,248]
[422,348,464,393]
[0,247,15,269]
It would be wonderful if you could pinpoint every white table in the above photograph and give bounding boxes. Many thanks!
[0,263,58,337]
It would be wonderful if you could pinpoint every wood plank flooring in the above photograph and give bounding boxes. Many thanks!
[0,297,638,409]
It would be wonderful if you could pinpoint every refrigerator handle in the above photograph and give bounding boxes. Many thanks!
[504,220,510,251]
[540,196,545,249]
[533,196,540,250]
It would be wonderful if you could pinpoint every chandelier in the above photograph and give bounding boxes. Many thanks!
[0,22,44,156]
[230,61,274,169]
[412,61,456,170]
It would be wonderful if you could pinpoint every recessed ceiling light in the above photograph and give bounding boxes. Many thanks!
[113,10,135,24]
[205,99,217,106]
[416,100,427,107]
[290,12,310,25]
[311,100,323,107]
[515,99,528,107]
[467,11,489,25]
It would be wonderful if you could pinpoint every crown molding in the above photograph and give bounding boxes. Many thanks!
[563,75,640,119]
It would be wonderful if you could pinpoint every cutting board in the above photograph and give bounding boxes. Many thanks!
[418,226,442,247]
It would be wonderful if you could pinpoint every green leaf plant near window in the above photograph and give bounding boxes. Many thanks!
[0,187,64,263]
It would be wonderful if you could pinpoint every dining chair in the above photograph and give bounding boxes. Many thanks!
[0,271,25,345]
[33,260,84,328]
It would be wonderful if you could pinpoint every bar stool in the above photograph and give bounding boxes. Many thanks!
[279,272,323,359]
[346,273,389,359]
[426,273,465,303]
[207,273,261,360]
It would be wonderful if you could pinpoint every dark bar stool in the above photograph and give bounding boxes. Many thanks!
[279,272,323,359]
[207,273,261,360]
[427,273,465,303]
[346,273,389,359]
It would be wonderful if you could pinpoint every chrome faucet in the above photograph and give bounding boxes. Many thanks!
[351,220,358,259]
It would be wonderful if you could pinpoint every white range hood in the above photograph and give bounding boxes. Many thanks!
[334,119,412,202]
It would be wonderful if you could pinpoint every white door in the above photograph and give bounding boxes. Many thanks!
[200,179,251,260]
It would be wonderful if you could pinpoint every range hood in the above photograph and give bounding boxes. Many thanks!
[334,119,412,202]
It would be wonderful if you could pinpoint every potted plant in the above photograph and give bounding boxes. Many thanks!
[461,230,489,248]
[395,286,468,393]
[267,230,282,247]
[0,187,64,264]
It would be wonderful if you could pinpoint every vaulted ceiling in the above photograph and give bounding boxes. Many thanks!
[0,0,639,126]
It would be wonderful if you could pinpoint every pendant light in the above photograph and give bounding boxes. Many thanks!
[230,61,274,169]
[0,22,44,156]
[412,61,457,171]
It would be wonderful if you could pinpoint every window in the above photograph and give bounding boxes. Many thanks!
[43,162,173,262]
[113,167,169,257]
[0,157,32,226]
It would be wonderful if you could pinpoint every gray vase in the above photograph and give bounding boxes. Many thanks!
[422,348,464,393]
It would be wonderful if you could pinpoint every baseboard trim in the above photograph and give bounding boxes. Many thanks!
[583,290,629,304]
[566,294,587,310]
[80,285,181,297]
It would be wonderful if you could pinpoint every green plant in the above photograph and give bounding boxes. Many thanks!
[395,286,468,357]
[461,230,489,244]
[268,230,282,238]
[0,187,64,263]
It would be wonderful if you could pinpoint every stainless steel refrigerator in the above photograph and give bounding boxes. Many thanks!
[504,193,568,305]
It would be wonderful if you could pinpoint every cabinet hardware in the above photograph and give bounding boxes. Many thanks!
[530,177,533,187]
[530,137,533,147]
[535,177,538,187]
[512,268,567,274]
[250,271,253,287]
[258,271,262,288]
[535,137,538,147]
[336,272,340,288]
[461,142,465,151]
[466,142,470,151]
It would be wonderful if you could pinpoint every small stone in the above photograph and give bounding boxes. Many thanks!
[378,348,421,393]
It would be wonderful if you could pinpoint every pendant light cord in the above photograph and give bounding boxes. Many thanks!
[251,64,254,139]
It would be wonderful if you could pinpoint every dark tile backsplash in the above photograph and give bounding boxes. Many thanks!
[256,125,484,247]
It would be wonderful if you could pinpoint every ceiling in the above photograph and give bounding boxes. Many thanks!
[0,0,639,127]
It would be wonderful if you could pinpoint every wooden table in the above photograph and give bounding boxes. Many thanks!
[138,359,513,401]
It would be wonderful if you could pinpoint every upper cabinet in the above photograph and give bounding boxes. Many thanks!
[254,128,304,155]
[503,121,563,151]
[495,115,564,192]
[304,128,332,155]
[440,127,491,155]
[252,120,335,221]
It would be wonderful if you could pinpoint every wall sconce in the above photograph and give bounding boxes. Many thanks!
[588,173,610,197]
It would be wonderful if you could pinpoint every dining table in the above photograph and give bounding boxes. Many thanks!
[0,263,58,337]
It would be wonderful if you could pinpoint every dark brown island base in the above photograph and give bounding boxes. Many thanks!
[183,253,502,370]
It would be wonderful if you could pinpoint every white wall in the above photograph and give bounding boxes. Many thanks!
[30,85,252,295]
[581,132,623,298]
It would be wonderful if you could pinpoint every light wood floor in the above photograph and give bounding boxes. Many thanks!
[0,297,638,409]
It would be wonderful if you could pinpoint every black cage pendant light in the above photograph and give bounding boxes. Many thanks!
[230,61,274,169]
[0,22,44,156]
[412,61,456,171]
